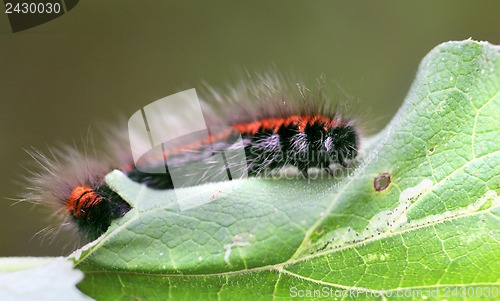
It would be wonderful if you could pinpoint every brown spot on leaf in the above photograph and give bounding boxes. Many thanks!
[374,173,391,191]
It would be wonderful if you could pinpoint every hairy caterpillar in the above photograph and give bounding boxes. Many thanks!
[22,73,360,244]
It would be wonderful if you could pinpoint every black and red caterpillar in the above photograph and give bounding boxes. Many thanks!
[24,74,360,242]
[128,114,358,188]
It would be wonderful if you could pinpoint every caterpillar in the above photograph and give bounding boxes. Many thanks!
[22,73,360,244]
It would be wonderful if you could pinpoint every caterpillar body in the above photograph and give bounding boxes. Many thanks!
[22,73,360,243]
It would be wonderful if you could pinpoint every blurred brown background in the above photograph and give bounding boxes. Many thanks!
[1,1,499,256]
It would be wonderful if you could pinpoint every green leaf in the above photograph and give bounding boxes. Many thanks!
[72,40,500,299]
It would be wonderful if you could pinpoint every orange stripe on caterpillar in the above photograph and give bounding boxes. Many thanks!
[232,115,347,134]
[66,185,104,219]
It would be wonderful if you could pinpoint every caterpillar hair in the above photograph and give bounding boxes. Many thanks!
[20,72,361,246]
